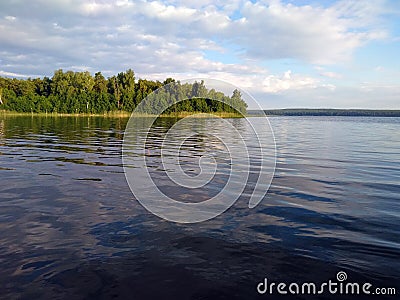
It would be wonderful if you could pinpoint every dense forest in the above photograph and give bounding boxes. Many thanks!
[248,109,400,117]
[0,69,247,115]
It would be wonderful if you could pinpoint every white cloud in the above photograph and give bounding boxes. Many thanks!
[228,1,387,64]
[314,66,342,79]
[261,70,324,93]
[0,70,35,78]
[140,1,196,20]
[320,71,342,79]
[80,2,113,16]
[0,0,389,71]
[4,15,16,21]
[0,0,397,108]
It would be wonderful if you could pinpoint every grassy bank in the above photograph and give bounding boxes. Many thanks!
[0,110,131,117]
[159,111,244,118]
[0,110,245,118]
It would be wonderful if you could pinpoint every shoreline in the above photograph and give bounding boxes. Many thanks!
[0,110,244,118]
[3,109,399,118]
[248,109,400,117]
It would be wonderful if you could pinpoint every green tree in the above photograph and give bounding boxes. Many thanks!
[107,75,121,109]
[0,69,247,115]
[94,72,107,94]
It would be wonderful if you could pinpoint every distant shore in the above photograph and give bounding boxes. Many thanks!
[2,109,399,118]
[248,109,400,117]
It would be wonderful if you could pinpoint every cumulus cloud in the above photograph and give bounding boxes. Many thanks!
[4,15,16,21]
[0,0,397,107]
[0,70,33,78]
[0,0,388,71]
[229,0,387,64]
[261,70,319,93]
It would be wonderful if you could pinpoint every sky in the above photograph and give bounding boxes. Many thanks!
[0,0,399,109]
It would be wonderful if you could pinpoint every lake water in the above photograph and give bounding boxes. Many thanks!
[0,115,399,299]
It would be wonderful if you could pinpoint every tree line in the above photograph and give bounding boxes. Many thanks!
[0,69,247,115]
[257,109,400,117]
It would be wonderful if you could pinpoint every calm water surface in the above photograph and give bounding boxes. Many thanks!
[0,115,399,299]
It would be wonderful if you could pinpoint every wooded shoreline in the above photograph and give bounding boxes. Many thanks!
[2,109,399,118]
[0,69,247,115]
[0,110,243,118]
[248,109,400,117]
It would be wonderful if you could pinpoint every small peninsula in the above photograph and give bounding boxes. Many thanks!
[0,69,247,116]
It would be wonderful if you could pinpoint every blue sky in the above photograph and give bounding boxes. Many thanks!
[0,0,399,109]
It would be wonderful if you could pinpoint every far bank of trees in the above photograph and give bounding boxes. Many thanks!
[0,69,247,115]
[258,109,400,117]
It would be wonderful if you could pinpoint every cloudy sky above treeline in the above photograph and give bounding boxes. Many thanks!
[0,0,399,108]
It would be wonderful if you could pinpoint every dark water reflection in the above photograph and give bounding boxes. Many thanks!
[0,115,399,299]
